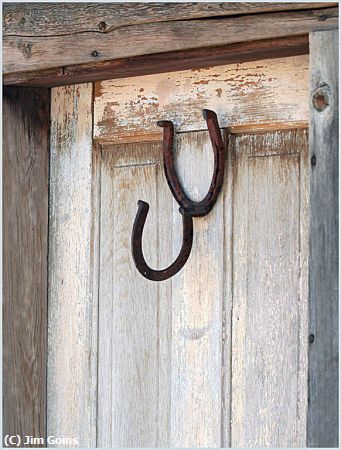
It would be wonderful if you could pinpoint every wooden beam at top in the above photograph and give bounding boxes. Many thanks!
[3,2,336,36]
[4,35,309,88]
[3,5,338,76]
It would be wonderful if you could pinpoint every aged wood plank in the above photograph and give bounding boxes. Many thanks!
[97,142,172,447]
[47,84,97,448]
[94,55,309,143]
[3,87,49,447]
[170,131,224,447]
[3,7,337,74]
[221,129,234,447]
[307,29,339,447]
[4,3,334,36]
[3,35,309,88]
[298,130,310,445]
[230,130,309,447]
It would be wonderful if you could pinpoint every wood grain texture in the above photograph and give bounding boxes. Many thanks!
[95,129,310,447]
[97,142,173,447]
[94,55,309,143]
[3,6,337,74]
[92,59,311,446]
[170,131,225,447]
[3,87,50,447]
[229,130,309,447]
[308,29,339,448]
[221,129,234,448]
[3,35,309,88]
[47,84,97,448]
[4,3,334,36]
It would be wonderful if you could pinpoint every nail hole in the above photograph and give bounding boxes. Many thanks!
[309,334,315,343]
[91,50,99,57]
[311,155,317,167]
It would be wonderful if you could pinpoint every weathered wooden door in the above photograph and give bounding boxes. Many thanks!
[48,55,310,447]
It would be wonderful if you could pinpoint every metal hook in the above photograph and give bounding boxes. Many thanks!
[157,109,225,216]
[131,200,193,281]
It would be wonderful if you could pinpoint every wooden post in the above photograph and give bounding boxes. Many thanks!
[308,29,339,447]
[47,84,98,447]
[3,87,50,446]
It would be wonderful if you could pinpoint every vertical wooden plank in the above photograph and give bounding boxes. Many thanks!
[3,87,50,447]
[297,133,310,444]
[97,142,172,447]
[157,153,174,448]
[48,84,97,447]
[308,29,338,448]
[170,131,224,447]
[230,130,309,447]
[229,133,249,447]
[221,130,234,448]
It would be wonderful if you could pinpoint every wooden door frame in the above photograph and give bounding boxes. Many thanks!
[3,3,338,447]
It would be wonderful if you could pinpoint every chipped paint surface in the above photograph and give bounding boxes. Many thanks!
[94,55,308,142]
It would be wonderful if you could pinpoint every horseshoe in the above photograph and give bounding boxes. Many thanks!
[131,200,193,281]
[157,109,225,216]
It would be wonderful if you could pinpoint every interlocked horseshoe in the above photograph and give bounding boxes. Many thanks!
[131,109,225,281]
[157,109,225,216]
[131,200,193,281]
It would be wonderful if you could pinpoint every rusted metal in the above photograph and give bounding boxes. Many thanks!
[131,200,193,281]
[131,109,225,281]
[157,109,225,216]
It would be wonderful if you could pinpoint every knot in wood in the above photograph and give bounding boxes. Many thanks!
[98,21,107,31]
[312,83,330,112]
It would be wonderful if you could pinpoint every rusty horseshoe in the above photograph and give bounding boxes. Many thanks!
[131,109,225,281]
[157,109,225,216]
[131,200,193,281]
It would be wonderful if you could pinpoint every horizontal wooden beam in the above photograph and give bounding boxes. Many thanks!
[93,53,309,143]
[3,5,338,77]
[4,35,309,88]
[3,2,335,36]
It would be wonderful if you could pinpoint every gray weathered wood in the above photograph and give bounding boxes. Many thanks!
[307,29,339,448]
[4,3,333,36]
[221,129,234,448]
[48,84,97,448]
[3,86,50,447]
[229,130,309,447]
[97,142,173,447]
[3,35,309,88]
[3,6,337,74]
[170,131,225,447]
